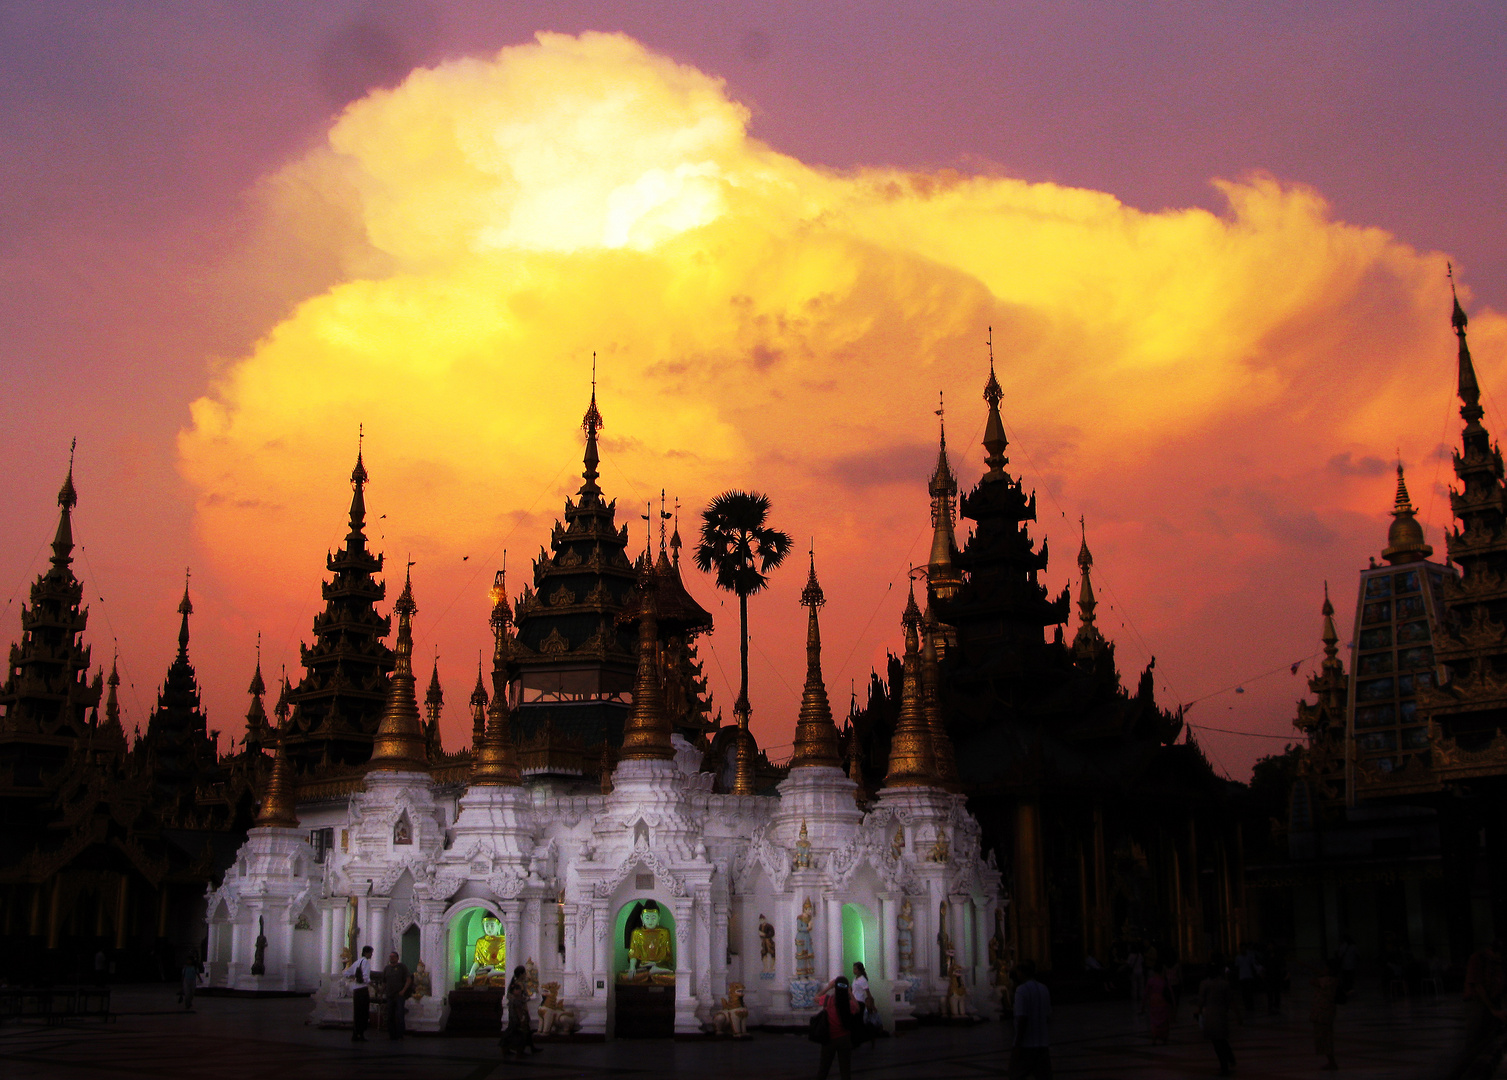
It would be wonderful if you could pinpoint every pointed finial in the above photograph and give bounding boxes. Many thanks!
[58,437,78,510]
[800,545,826,609]
[883,580,937,788]
[368,563,427,773]
[1078,516,1092,572]
[249,632,266,697]
[670,498,682,564]
[984,327,1002,409]
[352,425,368,488]
[1382,462,1433,564]
[791,546,840,770]
[981,330,1008,477]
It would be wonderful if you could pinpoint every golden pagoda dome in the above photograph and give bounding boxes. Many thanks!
[1382,464,1433,565]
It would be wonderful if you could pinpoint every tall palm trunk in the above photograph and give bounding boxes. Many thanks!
[738,590,750,715]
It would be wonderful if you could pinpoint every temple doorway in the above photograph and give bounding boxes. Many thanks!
[613,899,676,1038]
[842,903,870,973]
[445,906,506,1033]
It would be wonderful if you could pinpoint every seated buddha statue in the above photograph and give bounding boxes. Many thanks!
[627,901,673,979]
[467,915,506,986]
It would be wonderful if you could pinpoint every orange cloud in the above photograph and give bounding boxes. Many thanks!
[179,31,1505,775]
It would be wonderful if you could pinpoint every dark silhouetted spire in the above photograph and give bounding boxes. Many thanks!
[619,568,674,761]
[581,356,605,502]
[981,328,1009,480]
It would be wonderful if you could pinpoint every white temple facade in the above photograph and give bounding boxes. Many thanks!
[206,558,1002,1036]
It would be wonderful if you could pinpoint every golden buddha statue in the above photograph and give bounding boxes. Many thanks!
[467,915,506,987]
[623,900,674,982]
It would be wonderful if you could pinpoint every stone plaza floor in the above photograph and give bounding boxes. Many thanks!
[0,982,1499,1079]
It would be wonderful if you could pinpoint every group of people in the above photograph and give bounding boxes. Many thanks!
[811,961,883,1080]
[341,945,414,1042]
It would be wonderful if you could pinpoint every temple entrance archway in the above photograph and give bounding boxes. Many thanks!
[612,898,677,1038]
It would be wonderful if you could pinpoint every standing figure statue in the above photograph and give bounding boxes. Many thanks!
[892,827,905,861]
[758,914,776,973]
[251,915,268,976]
[411,960,432,1001]
[794,898,816,981]
[468,914,506,986]
[929,832,950,863]
[792,820,814,870]
[525,958,539,1000]
[896,898,914,975]
[713,982,750,1036]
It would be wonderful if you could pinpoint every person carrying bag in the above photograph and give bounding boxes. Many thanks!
[813,975,861,1080]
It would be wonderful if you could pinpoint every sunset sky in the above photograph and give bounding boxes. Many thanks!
[3,3,1506,780]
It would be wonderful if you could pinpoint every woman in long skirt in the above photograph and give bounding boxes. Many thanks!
[1146,959,1172,1045]
[501,965,539,1056]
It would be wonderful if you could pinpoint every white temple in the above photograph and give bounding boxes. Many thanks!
[205,422,1002,1037]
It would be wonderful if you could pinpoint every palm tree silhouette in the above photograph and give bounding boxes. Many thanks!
[692,491,794,720]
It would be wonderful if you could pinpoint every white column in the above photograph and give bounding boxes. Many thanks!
[368,899,391,962]
[879,895,898,981]
[562,903,579,987]
[591,898,610,996]
[711,899,729,1000]
[317,907,331,975]
[972,901,990,982]
[672,896,697,1033]
[501,901,522,979]
[825,895,843,983]
[522,896,542,973]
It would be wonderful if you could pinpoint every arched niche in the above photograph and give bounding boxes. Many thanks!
[612,899,677,979]
[447,904,505,987]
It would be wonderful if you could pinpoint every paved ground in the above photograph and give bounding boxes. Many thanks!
[0,982,1497,1079]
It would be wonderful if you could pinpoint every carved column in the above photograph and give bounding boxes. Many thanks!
[825,895,843,980]
[694,886,714,1011]
[417,899,447,994]
[711,898,730,1000]
[562,903,579,992]
[500,901,522,977]
[879,894,898,981]
[522,895,542,973]
[591,897,610,995]
[671,895,697,1032]
[972,900,990,989]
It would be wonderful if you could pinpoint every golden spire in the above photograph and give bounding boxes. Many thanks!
[1382,463,1433,565]
[1072,517,1108,656]
[927,395,963,602]
[731,710,756,794]
[981,328,1009,480]
[883,584,938,787]
[620,570,675,761]
[921,607,959,790]
[367,564,428,772]
[790,550,842,769]
[489,562,512,698]
[471,689,521,786]
[347,426,370,547]
[255,726,299,828]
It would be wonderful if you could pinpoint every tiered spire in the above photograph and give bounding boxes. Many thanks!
[581,356,605,503]
[981,329,1009,480]
[244,639,268,754]
[423,656,443,761]
[921,609,959,790]
[883,586,938,788]
[366,567,427,772]
[52,438,78,569]
[99,655,126,748]
[927,397,963,603]
[789,553,842,769]
[472,624,521,786]
[1382,464,1433,564]
[619,571,674,761]
[1072,519,1111,662]
[469,658,489,758]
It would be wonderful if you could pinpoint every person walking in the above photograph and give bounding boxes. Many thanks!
[1146,958,1172,1046]
[851,961,881,1040]
[179,951,198,1012]
[1010,959,1052,1079]
[815,974,861,1080]
[1311,957,1340,1071]
[1236,943,1259,1013]
[1195,955,1241,1077]
[501,965,539,1056]
[382,951,412,1041]
[343,945,374,1042]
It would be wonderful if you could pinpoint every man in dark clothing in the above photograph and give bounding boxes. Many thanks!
[343,945,374,1042]
[383,951,412,1041]
[1011,959,1052,1080]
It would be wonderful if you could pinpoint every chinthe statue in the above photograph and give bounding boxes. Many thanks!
[621,900,674,983]
[537,982,579,1034]
[713,982,750,1036]
[467,915,507,986]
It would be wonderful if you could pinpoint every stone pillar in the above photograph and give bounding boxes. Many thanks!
[951,895,969,970]
[229,920,246,981]
[562,903,579,988]
[500,901,522,978]
[972,900,990,988]
[522,896,542,973]
[318,906,332,975]
[671,896,697,1032]
[330,902,347,972]
[1015,799,1050,970]
[591,898,610,994]
[367,899,391,962]
[711,898,730,1000]
[879,894,898,981]
[694,887,714,1013]
[825,895,843,982]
